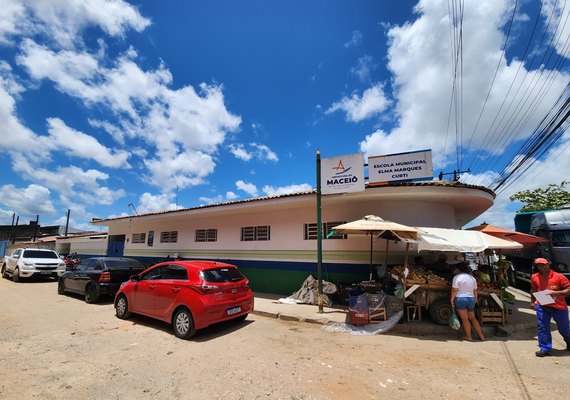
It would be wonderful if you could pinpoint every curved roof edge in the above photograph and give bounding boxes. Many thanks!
[91,180,495,224]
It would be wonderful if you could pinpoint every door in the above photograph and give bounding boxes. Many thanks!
[75,259,102,293]
[0,241,7,259]
[107,235,125,257]
[153,265,189,318]
[132,265,165,316]
[67,259,92,291]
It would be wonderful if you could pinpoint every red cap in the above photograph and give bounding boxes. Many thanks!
[533,258,549,265]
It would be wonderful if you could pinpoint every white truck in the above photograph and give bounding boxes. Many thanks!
[1,248,66,282]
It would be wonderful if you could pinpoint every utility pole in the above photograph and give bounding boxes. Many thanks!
[64,209,70,236]
[438,168,471,181]
[316,150,324,314]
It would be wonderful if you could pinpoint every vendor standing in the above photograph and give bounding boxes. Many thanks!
[429,254,449,275]
[530,258,570,357]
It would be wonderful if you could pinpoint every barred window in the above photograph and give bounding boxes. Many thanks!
[241,225,271,241]
[195,229,217,242]
[160,231,178,243]
[132,233,146,244]
[304,221,347,240]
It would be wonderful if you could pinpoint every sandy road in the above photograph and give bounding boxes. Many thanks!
[0,277,568,400]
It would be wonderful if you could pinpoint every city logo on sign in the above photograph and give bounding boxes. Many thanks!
[332,159,351,175]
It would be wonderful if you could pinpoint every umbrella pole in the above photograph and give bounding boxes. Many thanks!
[369,234,373,281]
[385,239,389,268]
[404,242,410,268]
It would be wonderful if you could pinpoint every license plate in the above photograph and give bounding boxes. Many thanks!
[40,271,52,275]
[227,306,241,316]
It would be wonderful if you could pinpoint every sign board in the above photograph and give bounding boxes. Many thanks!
[321,153,365,195]
[369,149,433,185]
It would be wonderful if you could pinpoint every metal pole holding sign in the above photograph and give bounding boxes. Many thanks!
[316,151,324,313]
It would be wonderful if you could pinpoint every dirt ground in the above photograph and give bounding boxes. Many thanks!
[1,277,569,400]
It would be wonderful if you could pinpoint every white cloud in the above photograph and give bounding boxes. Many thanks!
[137,192,178,214]
[0,184,56,217]
[16,41,241,191]
[229,144,252,161]
[542,0,570,57]
[199,191,239,205]
[344,30,363,48]
[0,0,150,48]
[351,55,375,82]
[326,84,391,122]
[144,151,216,191]
[358,0,569,169]
[236,180,258,197]
[464,134,570,229]
[0,65,41,153]
[42,118,130,168]
[230,142,278,162]
[11,156,124,206]
[262,183,313,196]
[250,143,279,162]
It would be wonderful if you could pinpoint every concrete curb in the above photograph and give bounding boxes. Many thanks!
[251,309,538,336]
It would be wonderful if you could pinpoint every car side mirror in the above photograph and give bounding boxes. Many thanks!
[130,275,140,282]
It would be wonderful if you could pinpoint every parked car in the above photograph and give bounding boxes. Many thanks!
[114,260,254,339]
[2,248,66,282]
[58,257,145,303]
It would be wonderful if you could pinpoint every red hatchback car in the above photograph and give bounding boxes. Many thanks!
[114,260,254,339]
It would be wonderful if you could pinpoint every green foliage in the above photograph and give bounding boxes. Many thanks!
[510,181,570,212]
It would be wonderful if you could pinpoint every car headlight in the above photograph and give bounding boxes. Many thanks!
[58,262,66,268]
[23,261,33,266]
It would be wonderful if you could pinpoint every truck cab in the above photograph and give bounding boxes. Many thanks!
[529,209,570,278]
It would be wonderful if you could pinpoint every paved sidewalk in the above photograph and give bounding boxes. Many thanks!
[252,287,541,336]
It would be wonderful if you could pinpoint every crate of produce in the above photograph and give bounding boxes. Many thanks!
[427,278,449,287]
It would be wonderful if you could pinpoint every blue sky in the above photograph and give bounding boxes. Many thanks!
[0,0,568,231]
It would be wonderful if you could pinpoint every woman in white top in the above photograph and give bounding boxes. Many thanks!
[450,262,486,341]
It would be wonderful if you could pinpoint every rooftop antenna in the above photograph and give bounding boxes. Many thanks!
[128,203,139,216]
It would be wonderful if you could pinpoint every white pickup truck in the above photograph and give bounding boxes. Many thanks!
[1,248,66,282]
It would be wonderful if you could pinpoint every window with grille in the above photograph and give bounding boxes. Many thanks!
[195,229,217,242]
[132,233,146,244]
[160,231,178,243]
[241,225,271,241]
[304,221,347,240]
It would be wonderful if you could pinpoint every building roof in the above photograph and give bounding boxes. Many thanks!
[91,180,495,225]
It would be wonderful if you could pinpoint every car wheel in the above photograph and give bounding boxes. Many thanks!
[57,278,66,295]
[429,298,453,325]
[173,308,196,339]
[12,267,20,283]
[115,295,131,319]
[1,264,7,279]
[84,284,100,304]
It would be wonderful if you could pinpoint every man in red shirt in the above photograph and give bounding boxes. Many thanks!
[530,258,570,357]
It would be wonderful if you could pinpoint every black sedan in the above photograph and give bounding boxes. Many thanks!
[58,257,145,303]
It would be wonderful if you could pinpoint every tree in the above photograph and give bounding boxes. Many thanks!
[510,181,570,212]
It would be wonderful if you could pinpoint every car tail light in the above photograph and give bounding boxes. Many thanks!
[98,272,111,283]
[189,284,221,295]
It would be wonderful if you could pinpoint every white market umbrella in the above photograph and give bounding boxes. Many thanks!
[333,215,419,280]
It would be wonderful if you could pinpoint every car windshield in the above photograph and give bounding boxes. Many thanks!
[200,268,245,283]
[22,250,58,259]
[551,230,570,247]
[105,260,144,269]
